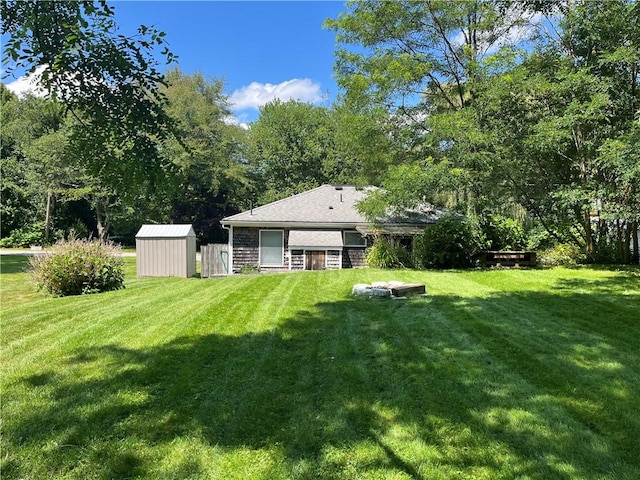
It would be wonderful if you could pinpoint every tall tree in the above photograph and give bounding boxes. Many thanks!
[247,100,340,204]
[1,0,179,188]
[475,0,640,261]
[326,0,534,113]
[160,69,251,243]
[0,89,72,243]
[326,0,537,217]
[329,0,640,263]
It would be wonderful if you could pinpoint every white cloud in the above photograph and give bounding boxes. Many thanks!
[450,11,544,56]
[229,78,323,112]
[4,65,48,97]
[222,114,250,130]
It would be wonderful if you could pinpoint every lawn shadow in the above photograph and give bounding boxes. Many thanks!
[6,283,640,479]
[0,254,31,274]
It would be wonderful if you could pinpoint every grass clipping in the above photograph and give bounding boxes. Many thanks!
[29,239,125,296]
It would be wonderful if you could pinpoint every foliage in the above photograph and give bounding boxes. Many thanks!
[538,243,587,268]
[479,214,526,250]
[415,215,485,269]
[1,67,248,245]
[326,0,532,111]
[1,0,179,189]
[240,264,260,275]
[329,0,640,264]
[526,225,557,252]
[365,237,411,269]
[247,98,400,205]
[0,223,44,248]
[160,68,251,243]
[29,239,124,296]
[331,102,400,187]
[247,99,340,204]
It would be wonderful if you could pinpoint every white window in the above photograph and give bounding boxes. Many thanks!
[344,231,367,247]
[260,230,284,266]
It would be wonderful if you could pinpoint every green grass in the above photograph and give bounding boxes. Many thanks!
[1,255,639,479]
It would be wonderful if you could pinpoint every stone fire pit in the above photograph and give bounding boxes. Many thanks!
[352,281,426,298]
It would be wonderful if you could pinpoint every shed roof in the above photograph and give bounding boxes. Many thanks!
[289,230,344,248]
[136,224,195,238]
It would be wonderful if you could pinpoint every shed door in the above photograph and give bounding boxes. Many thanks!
[305,251,326,270]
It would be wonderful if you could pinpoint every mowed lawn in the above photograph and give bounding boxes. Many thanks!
[1,255,639,480]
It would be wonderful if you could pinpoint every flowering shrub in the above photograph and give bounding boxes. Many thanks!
[538,243,586,267]
[29,239,125,296]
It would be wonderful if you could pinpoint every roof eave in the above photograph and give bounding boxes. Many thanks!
[220,221,369,229]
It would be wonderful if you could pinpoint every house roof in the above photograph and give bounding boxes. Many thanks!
[220,184,444,231]
[289,230,344,249]
[221,185,371,226]
[136,224,195,238]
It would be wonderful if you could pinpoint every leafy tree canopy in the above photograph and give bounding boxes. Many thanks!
[1,0,179,187]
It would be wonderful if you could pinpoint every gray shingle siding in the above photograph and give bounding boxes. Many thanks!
[343,247,367,269]
[232,227,259,272]
[231,227,368,271]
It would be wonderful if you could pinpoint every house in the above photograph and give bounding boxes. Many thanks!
[220,185,443,273]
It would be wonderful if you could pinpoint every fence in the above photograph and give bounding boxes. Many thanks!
[201,243,230,277]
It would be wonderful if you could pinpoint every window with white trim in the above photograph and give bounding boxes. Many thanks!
[260,230,284,266]
[344,231,367,247]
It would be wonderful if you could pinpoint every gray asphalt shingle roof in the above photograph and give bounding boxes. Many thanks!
[221,184,444,230]
[221,185,371,225]
[288,230,344,248]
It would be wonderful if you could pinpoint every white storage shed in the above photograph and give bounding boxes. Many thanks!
[135,224,197,278]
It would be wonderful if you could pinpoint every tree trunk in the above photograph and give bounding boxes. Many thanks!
[622,221,632,264]
[583,209,594,259]
[44,189,54,244]
[615,219,623,263]
[95,198,109,243]
[632,221,639,265]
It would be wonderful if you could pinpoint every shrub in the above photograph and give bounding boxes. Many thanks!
[538,243,586,267]
[480,214,526,250]
[0,223,45,248]
[240,264,260,274]
[366,237,412,268]
[415,215,485,269]
[29,239,125,296]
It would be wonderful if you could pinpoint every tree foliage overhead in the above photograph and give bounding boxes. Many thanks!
[326,0,535,113]
[329,0,640,263]
[1,0,179,186]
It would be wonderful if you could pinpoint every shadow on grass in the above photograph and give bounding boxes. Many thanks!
[0,255,31,274]
[5,285,640,479]
[554,267,640,294]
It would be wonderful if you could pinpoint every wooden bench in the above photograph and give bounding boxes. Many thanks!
[479,251,537,267]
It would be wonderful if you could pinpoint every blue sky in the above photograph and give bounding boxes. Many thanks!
[4,1,348,126]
